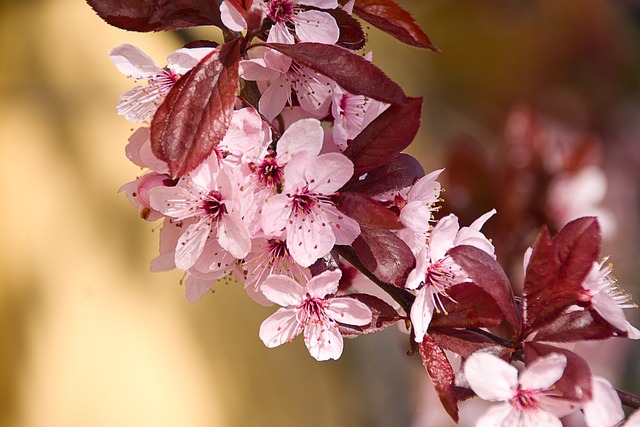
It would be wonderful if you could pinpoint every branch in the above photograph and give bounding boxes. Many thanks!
[617,388,640,410]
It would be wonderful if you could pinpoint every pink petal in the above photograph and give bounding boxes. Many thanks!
[259,308,302,348]
[408,168,443,202]
[218,214,251,259]
[175,220,210,270]
[324,206,360,245]
[475,403,513,427]
[325,297,372,326]
[167,47,214,75]
[583,376,624,427]
[276,118,324,163]
[219,0,247,32]
[261,194,291,235]
[592,291,632,332]
[305,270,341,299]
[303,321,344,361]
[110,44,163,79]
[293,69,332,117]
[464,352,518,401]
[519,352,566,391]
[286,209,336,267]
[304,153,354,194]
[239,58,279,81]
[149,185,198,219]
[116,86,163,122]
[400,201,433,232]
[184,272,222,303]
[150,219,183,272]
[625,409,640,427]
[298,0,339,8]
[124,127,148,167]
[405,248,428,290]
[265,24,294,73]
[428,214,460,260]
[293,10,339,44]
[260,274,305,307]
[258,76,291,122]
[410,287,435,343]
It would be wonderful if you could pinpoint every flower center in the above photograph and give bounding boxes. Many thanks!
[254,154,283,190]
[291,192,316,216]
[267,238,289,261]
[202,190,227,220]
[268,0,295,23]
[511,388,539,411]
[298,294,328,325]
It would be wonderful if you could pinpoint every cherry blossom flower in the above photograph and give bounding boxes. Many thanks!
[110,44,213,122]
[239,55,333,121]
[582,376,624,427]
[625,409,640,427]
[261,151,360,267]
[464,351,568,427]
[258,270,372,361]
[579,260,640,339]
[406,211,495,342]
[149,154,251,270]
[264,0,339,45]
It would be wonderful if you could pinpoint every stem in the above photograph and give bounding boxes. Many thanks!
[467,327,515,349]
[617,388,640,410]
[336,245,415,314]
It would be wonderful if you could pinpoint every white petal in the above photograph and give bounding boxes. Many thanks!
[464,352,518,401]
[303,321,344,361]
[325,297,372,326]
[276,118,324,163]
[306,270,341,299]
[405,248,428,290]
[220,0,247,32]
[167,47,214,75]
[583,376,624,427]
[408,168,443,202]
[175,220,210,270]
[239,58,278,81]
[305,153,354,194]
[624,409,640,427]
[476,403,514,427]
[259,308,302,348]
[116,86,163,122]
[260,274,305,307]
[218,214,252,259]
[110,44,163,79]
[293,10,339,44]
[519,353,566,391]
[410,287,435,343]
[428,214,459,260]
[400,201,433,233]
[286,208,335,268]
[298,0,339,8]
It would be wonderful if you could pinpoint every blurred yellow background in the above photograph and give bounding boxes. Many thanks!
[2,0,640,426]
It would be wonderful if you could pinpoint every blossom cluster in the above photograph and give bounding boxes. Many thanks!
[90,0,640,424]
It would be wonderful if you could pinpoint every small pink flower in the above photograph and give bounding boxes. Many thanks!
[579,260,640,339]
[110,44,213,122]
[582,376,624,427]
[464,351,568,427]
[265,0,339,45]
[406,211,495,342]
[261,151,360,267]
[259,270,372,361]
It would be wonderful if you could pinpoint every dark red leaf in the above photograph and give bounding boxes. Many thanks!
[533,310,627,342]
[342,153,425,195]
[334,192,402,229]
[523,218,601,335]
[429,284,503,329]
[343,97,422,177]
[328,7,366,50]
[419,335,459,422]
[151,39,241,178]
[430,329,512,359]
[224,0,263,34]
[260,42,407,105]
[347,0,439,51]
[525,342,593,405]
[87,0,222,32]
[350,225,415,286]
[338,293,402,337]
[448,245,520,330]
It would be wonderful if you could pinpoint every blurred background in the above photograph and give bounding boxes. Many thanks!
[2,0,640,426]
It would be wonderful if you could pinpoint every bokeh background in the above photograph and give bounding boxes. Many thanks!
[2,0,640,426]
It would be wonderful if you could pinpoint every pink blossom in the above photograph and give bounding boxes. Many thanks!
[464,351,568,427]
[261,151,360,267]
[239,55,333,121]
[110,44,213,122]
[258,270,372,361]
[264,0,339,45]
[406,211,495,342]
[579,260,640,339]
[582,376,624,427]
[149,154,251,270]
[219,0,265,32]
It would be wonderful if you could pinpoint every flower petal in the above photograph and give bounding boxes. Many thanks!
[306,270,341,299]
[519,352,566,391]
[218,214,251,259]
[303,321,343,361]
[304,153,354,194]
[464,352,518,401]
[110,44,163,79]
[175,220,210,270]
[410,287,435,343]
[325,297,372,326]
[276,118,324,163]
[260,274,305,307]
[259,308,301,348]
[293,10,339,44]
[583,376,624,427]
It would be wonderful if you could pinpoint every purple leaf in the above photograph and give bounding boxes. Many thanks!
[334,192,402,229]
[525,342,593,405]
[351,225,415,286]
[338,293,402,337]
[260,42,407,105]
[523,218,601,335]
[419,335,459,422]
[328,7,366,50]
[87,0,222,32]
[533,310,627,342]
[151,39,241,178]
[430,329,512,359]
[429,284,504,329]
[343,97,422,177]
[345,0,439,51]
[343,153,425,195]
[448,245,520,330]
